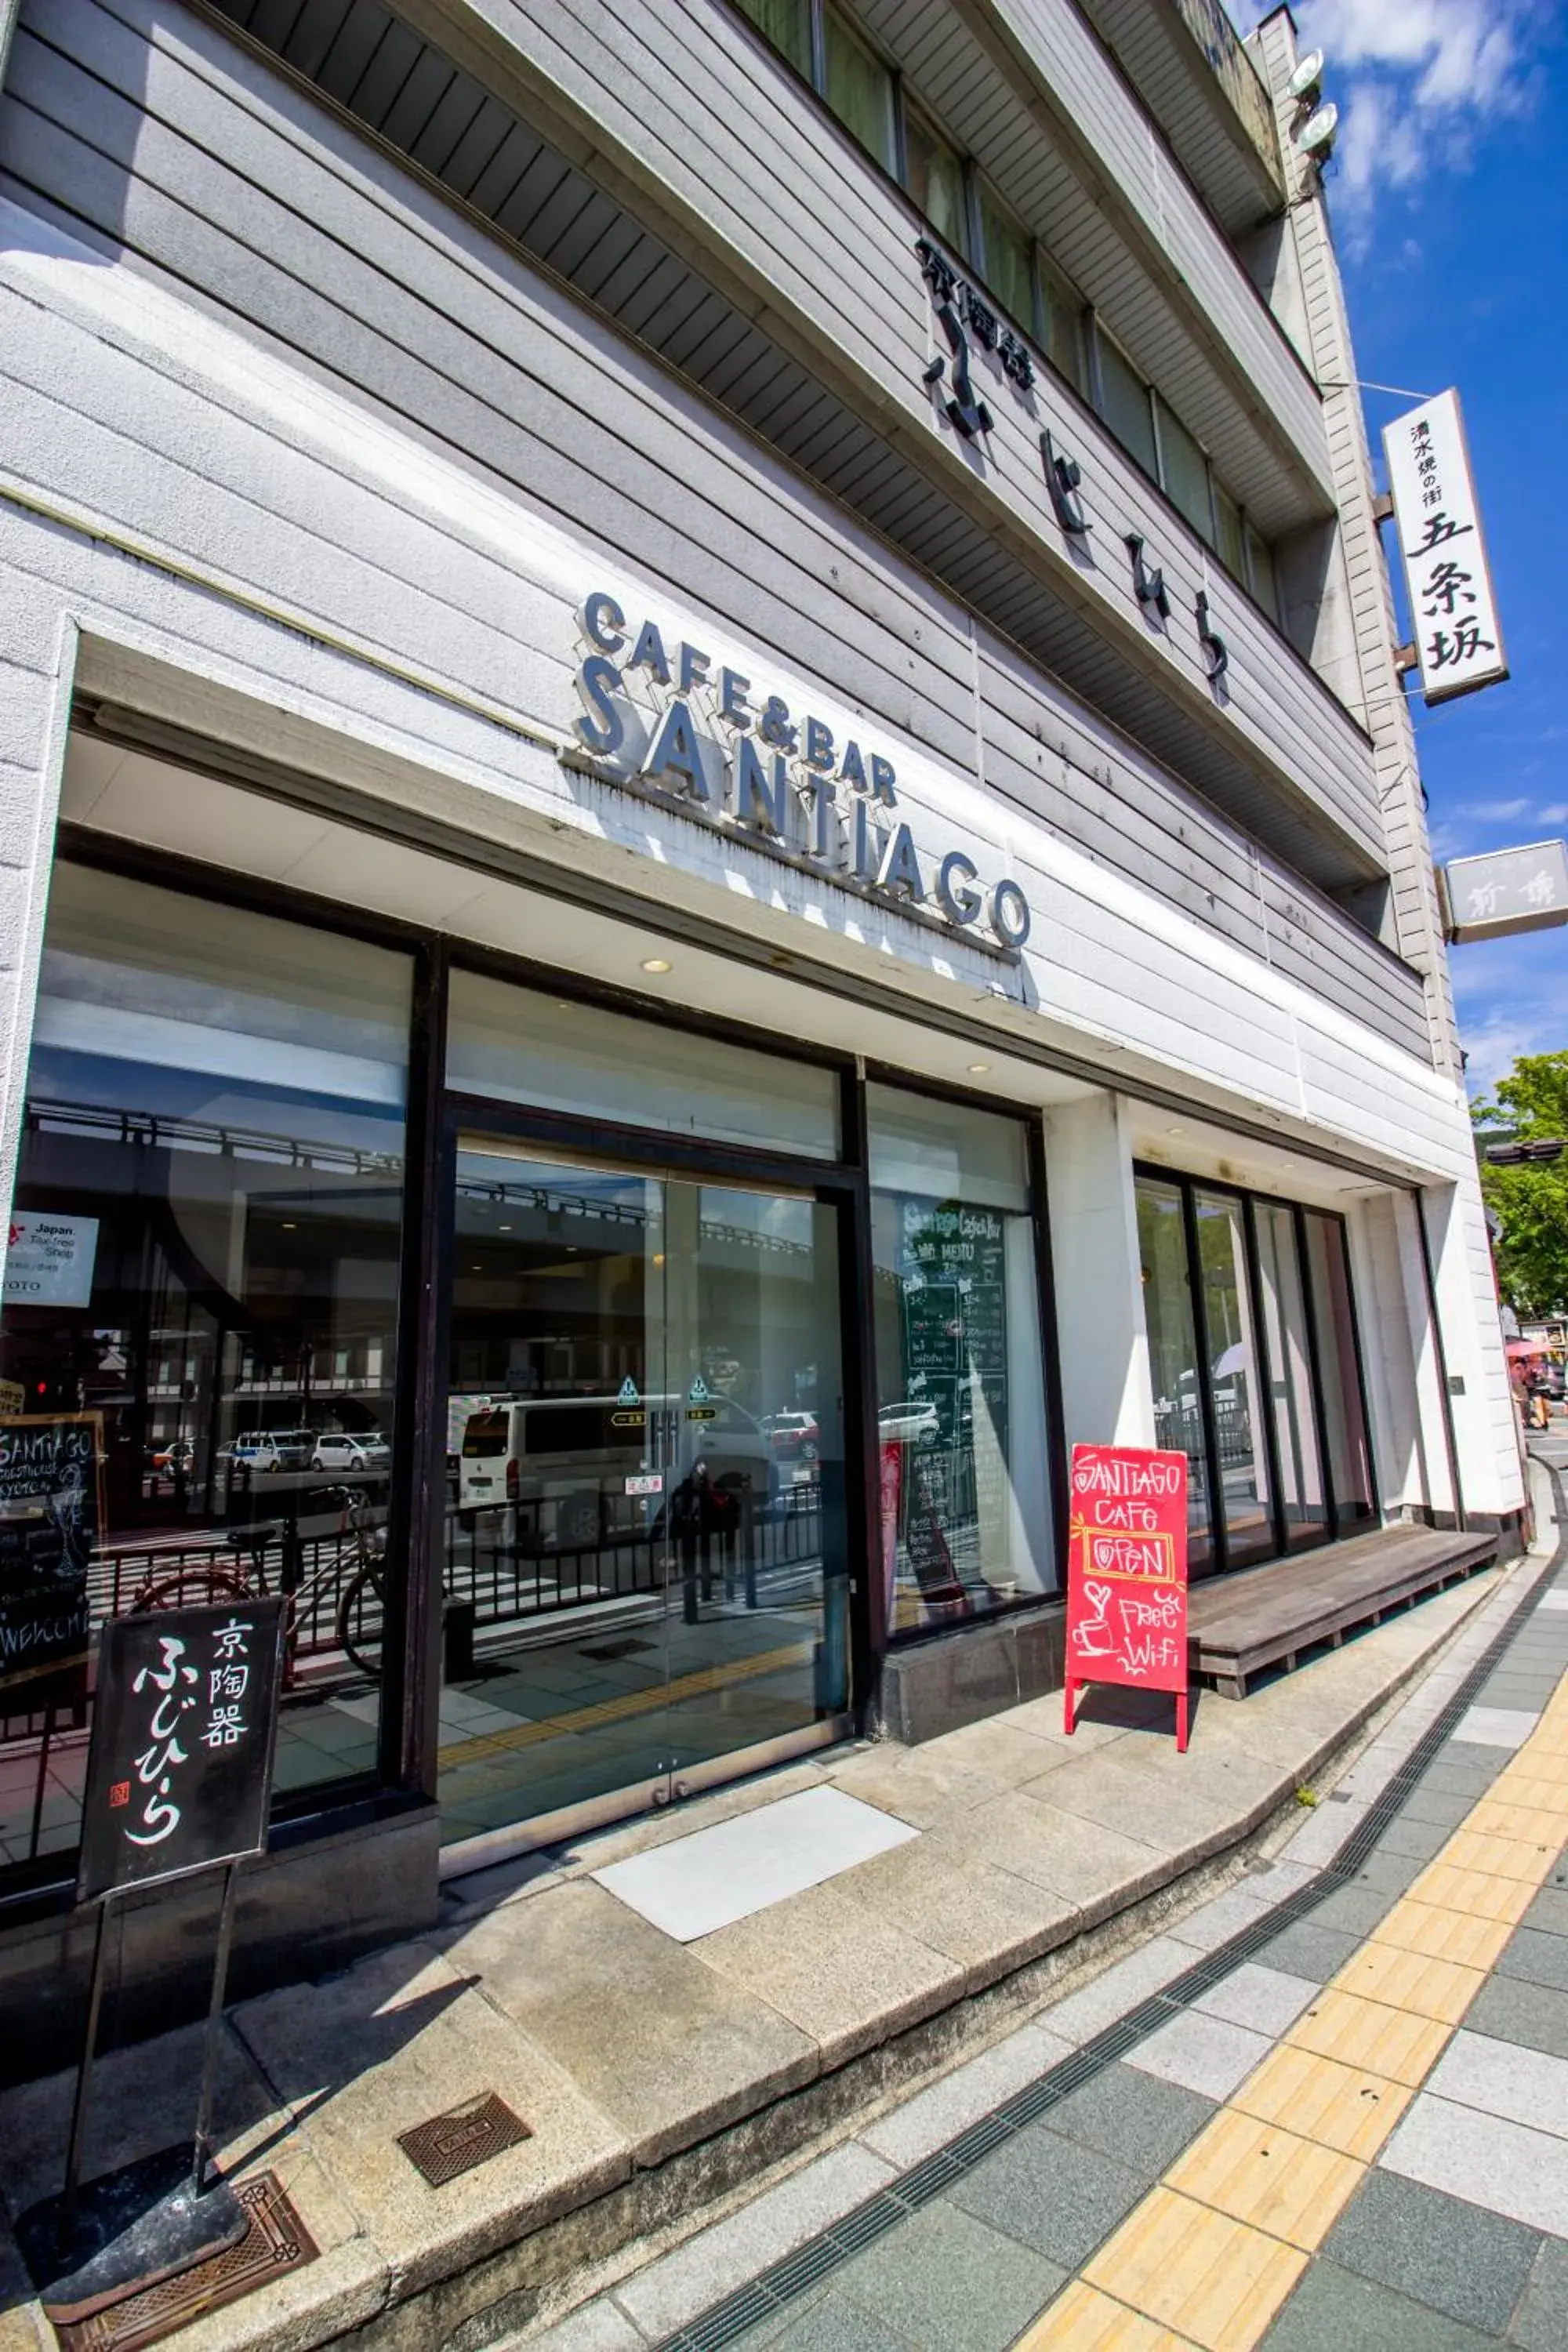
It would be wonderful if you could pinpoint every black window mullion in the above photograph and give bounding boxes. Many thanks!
[838,1065,883,1722]
[1332,1210,1381,1526]
[1180,1178,1229,1576]
[1293,1203,1338,1543]
[379,936,450,1802]
[1026,1112,1069,1595]
[1243,1194,1288,1563]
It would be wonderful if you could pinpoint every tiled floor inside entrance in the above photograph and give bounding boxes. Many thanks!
[523,1536,1568,2352]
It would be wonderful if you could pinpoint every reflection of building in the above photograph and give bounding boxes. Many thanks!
[0,2,1521,2055]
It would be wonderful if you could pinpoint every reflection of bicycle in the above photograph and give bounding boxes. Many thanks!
[316,1485,388,1681]
[130,1486,388,1682]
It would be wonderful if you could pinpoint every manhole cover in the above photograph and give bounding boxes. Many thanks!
[397,2092,531,2187]
[50,2172,317,2352]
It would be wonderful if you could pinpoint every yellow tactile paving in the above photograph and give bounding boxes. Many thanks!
[1229,2044,1414,2161]
[1011,2281,1200,2349]
[1469,1799,1568,1843]
[1367,1896,1517,1971]
[1008,1642,1568,2352]
[1328,1941,1485,2025]
[1283,1986,1451,2085]
[1439,1828,1560,1883]
[1164,2109,1364,2249]
[1080,2188,1307,2352]
[1406,1860,1541,1922]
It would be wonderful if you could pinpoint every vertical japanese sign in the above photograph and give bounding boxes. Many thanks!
[1383,389,1508,706]
[77,1599,283,1903]
[1065,1445,1190,1750]
[0,1413,103,1694]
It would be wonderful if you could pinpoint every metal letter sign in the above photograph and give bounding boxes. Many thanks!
[78,1599,283,1903]
[1383,390,1508,706]
[1441,841,1568,945]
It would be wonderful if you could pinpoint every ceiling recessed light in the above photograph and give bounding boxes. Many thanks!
[281,1221,296,1230]
[1167,1127,1184,1137]
[641,956,673,974]
[652,1251,666,1266]
[471,1264,483,1272]
[499,1223,512,1232]
[967,1062,990,1074]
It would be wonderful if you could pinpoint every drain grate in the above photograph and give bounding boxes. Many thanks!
[51,2173,317,2352]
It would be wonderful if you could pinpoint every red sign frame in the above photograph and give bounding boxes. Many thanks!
[1064,1443,1191,1751]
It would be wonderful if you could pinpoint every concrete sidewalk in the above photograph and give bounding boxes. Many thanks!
[0,1555,1533,2352]
[534,1524,1568,2352]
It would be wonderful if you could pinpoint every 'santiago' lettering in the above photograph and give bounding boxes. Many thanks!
[570,597,1031,956]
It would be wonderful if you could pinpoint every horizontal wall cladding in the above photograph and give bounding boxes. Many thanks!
[1076,0,1281,234]
[0,2,1425,1058]
[7,0,1389,894]
[857,0,1312,514]
[0,245,1463,1177]
[978,645,1428,1057]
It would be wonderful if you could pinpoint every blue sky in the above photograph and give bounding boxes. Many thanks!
[1243,0,1568,1098]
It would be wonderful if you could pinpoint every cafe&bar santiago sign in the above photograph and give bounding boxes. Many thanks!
[570,591,1032,959]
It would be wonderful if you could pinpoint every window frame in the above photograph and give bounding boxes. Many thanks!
[1133,1162,1377,1578]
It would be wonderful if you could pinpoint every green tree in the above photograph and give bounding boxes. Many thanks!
[1472,1051,1568,1318]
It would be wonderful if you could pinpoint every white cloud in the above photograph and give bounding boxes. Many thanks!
[1460,1004,1568,1098]
[1456,797,1531,819]
[1268,0,1542,230]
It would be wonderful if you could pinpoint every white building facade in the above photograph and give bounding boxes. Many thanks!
[0,0,1520,2025]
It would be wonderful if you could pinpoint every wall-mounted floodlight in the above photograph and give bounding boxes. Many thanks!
[1296,102,1339,159]
[1287,49,1325,102]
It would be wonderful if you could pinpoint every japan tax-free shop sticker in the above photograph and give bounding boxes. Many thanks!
[77,1598,284,1904]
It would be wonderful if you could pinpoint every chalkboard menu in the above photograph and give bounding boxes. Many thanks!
[78,1598,284,1903]
[0,1412,103,1695]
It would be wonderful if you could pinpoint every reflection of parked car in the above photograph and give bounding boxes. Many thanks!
[310,1432,390,1473]
[222,1429,314,1473]
[459,1393,775,1548]
[879,1400,939,1445]
[762,1412,819,1461]
[149,1441,194,1479]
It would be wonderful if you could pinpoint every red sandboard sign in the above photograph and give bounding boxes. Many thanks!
[1064,1443,1191,1751]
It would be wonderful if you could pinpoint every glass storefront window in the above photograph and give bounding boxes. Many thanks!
[439,1142,849,1844]
[1138,1168,1377,1577]
[1136,1177,1214,1575]
[0,865,411,1873]
[905,104,970,260]
[1039,259,1084,394]
[868,1087,1051,1638]
[1192,1191,1272,1567]
[447,969,840,1159]
[823,6,896,174]
[1305,1211,1375,1528]
[1254,1202,1327,1550]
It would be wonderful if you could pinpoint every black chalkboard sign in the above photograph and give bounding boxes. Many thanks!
[77,1599,283,1904]
[0,1413,103,1694]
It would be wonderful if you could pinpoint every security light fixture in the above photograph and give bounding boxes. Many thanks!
[1287,49,1324,101]
[1297,102,1339,159]
[967,1062,991,1074]
[641,956,673,974]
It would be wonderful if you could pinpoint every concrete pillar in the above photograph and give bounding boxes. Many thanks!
[1419,1174,1526,1520]
[1043,1091,1154,1452]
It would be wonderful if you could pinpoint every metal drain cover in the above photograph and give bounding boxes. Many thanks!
[397,2093,531,2187]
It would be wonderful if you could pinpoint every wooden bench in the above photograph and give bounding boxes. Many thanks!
[1188,1523,1500,1699]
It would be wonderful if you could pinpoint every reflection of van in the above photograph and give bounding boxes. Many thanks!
[459,1395,773,1548]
